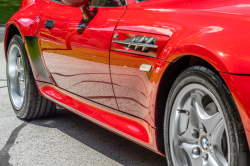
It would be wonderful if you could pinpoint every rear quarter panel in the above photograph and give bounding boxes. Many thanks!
[5,0,52,82]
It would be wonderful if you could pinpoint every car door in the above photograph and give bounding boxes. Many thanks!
[110,30,169,123]
[39,0,127,109]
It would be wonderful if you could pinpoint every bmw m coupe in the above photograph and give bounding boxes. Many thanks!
[4,0,250,165]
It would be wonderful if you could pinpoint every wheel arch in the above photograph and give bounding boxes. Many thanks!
[5,24,22,59]
[5,21,52,83]
[155,55,228,153]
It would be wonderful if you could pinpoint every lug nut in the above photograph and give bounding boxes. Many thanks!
[192,147,201,158]
[192,129,199,139]
[203,153,209,160]
[192,147,200,155]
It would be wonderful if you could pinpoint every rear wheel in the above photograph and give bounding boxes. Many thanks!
[6,35,56,119]
[164,66,248,166]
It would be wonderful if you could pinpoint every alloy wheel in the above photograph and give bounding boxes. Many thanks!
[169,84,229,166]
[7,44,26,110]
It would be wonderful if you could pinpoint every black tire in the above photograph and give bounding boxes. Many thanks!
[6,35,56,119]
[164,66,249,166]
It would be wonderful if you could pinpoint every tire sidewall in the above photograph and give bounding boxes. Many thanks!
[164,67,239,166]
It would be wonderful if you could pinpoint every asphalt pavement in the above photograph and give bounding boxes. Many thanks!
[0,26,5,42]
[0,43,167,166]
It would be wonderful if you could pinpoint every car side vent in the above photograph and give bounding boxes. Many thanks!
[112,36,158,53]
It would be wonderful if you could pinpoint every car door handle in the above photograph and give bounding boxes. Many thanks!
[44,20,55,29]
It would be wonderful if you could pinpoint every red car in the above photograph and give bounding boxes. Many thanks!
[4,0,250,165]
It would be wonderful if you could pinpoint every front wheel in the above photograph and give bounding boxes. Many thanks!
[6,35,56,119]
[164,66,248,166]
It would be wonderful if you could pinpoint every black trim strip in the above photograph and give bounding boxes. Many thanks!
[24,36,51,83]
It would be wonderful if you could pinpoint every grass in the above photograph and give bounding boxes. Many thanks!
[0,41,3,43]
[0,0,22,24]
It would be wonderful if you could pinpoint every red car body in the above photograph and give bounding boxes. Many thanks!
[4,0,250,156]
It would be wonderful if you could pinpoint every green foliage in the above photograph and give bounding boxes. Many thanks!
[0,0,22,24]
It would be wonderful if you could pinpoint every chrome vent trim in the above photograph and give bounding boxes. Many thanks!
[112,40,158,48]
[112,36,158,53]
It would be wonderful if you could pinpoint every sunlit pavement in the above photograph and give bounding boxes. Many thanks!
[0,43,167,166]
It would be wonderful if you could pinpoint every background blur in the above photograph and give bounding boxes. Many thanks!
[0,0,22,24]
[0,0,21,42]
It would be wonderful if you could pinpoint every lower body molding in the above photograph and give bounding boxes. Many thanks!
[36,81,164,156]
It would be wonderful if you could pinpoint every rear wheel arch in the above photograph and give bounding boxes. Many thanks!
[6,34,57,119]
[155,55,233,154]
[5,24,39,82]
[6,23,52,84]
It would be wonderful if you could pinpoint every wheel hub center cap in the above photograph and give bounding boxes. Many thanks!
[200,136,209,151]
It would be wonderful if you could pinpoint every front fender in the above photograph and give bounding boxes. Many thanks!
[158,14,250,74]
[159,44,228,72]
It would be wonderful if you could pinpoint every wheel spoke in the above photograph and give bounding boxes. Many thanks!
[16,55,25,98]
[211,120,228,166]
[192,92,222,134]
[19,81,25,97]
[17,56,24,74]
[181,142,202,166]
[204,112,222,135]
[173,144,186,166]
[209,153,227,166]
[180,106,200,142]
[203,154,221,166]
[180,97,200,142]
[11,90,24,106]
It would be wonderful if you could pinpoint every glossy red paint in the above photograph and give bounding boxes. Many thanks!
[110,51,169,126]
[4,29,9,60]
[30,17,41,36]
[220,73,250,147]
[6,0,42,37]
[39,0,127,109]
[37,82,164,155]
[117,0,250,74]
[5,0,47,82]
[111,30,169,58]
[5,0,250,156]
[42,85,149,142]
[20,0,36,9]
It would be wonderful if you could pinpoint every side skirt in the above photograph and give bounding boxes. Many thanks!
[36,81,165,156]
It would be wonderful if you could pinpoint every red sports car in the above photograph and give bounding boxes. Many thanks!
[4,0,250,165]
